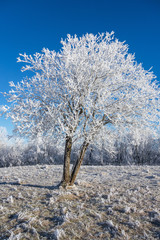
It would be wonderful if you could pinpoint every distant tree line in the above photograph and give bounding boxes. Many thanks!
[0,132,160,168]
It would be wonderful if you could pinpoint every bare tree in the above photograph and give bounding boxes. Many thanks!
[2,32,160,187]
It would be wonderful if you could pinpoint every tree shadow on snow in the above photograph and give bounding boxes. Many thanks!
[0,181,60,190]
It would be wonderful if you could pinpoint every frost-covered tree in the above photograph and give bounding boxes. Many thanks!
[2,32,160,187]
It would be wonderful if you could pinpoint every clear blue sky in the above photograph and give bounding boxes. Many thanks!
[0,0,160,135]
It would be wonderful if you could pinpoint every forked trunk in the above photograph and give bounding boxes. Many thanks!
[62,135,72,186]
[70,141,89,185]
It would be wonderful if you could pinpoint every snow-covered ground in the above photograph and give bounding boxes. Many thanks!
[0,165,160,239]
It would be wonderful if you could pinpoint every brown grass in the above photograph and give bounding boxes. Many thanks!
[0,165,160,239]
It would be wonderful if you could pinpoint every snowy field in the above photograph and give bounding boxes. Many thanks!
[0,165,160,239]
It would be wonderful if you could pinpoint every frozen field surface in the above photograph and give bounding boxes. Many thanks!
[0,165,160,239]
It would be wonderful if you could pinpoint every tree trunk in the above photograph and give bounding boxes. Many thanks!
[61,135,72,186]
[70,141,89,185]
[100,142,104,165]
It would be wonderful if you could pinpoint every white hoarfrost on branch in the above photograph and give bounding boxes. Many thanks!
[2,32,160,186]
